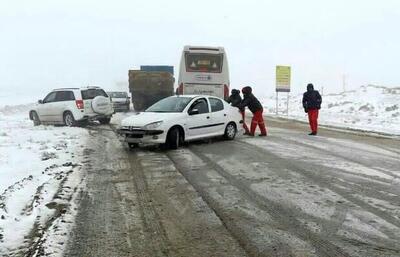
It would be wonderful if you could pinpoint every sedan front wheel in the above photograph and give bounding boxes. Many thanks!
[167,127,181,150]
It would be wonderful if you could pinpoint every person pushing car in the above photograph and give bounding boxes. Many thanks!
[227,89,250,134]
[302,83,322,135]
[239,86,267,136]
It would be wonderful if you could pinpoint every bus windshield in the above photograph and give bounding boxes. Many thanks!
[185,53,223,73]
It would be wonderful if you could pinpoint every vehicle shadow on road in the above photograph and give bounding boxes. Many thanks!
[125,137,228,153]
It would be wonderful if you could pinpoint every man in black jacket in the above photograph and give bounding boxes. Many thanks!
[239,86,267,136]
[227,89,250,134]
[226,89,242,107]
[302,83,322,135]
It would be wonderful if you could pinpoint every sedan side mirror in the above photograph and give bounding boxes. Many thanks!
[38,100,43,104]
[189,108,199,115]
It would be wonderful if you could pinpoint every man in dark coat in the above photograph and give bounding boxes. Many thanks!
[239,86,267,136]
[302,83,322,135]
[226,89,242,107]
[227,89,250,134]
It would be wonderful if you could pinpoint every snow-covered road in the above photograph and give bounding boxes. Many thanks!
[1,95,399,257]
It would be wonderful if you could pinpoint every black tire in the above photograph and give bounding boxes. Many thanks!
[99,117,111,124]
[63,112,75,127]
[128,143,139,149]
[167,127,181,150]
[31,111,41,126]
[224,122,237,140]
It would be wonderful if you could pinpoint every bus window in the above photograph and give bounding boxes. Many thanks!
[185,53,223,73]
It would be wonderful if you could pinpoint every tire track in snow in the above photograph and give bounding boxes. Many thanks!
[169,147,350,257]
[235,140,400,240]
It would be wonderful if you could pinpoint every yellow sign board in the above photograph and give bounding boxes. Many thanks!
[276,66,291,92]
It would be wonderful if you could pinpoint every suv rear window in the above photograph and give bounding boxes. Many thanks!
[81,89,108,100]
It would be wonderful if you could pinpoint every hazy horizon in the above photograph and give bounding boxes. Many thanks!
[1,0,400,98]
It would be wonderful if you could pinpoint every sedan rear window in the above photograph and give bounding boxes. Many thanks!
[209,98,224,112]
[81,89,108,100]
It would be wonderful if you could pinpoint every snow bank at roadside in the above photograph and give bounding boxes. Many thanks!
[263,85,400,135]
[0,104,88,256]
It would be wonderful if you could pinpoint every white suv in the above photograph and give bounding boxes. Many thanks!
[29,86,114,126]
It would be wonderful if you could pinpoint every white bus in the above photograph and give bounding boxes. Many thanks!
[177,46,230,99]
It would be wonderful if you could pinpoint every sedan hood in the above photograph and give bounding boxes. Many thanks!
[121,112,184,127]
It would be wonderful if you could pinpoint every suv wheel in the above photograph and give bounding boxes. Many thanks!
[224,122,237,140]
[32,111,41,126]
[63,112,75,127]
[99,117,111,124]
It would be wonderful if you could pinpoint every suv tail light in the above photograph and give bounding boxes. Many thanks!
[76,100,84,109]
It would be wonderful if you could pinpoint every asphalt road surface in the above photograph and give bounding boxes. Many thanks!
[64,117,400,257]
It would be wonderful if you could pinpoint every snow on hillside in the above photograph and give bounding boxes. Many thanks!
[0,91,44,109]
[0,103,88,256]
[263,85,400,135]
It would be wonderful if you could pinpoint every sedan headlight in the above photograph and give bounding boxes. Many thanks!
[144,121,163,130]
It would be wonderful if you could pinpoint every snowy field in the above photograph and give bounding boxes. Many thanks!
[263,85,400,135]
[0,102,88,256]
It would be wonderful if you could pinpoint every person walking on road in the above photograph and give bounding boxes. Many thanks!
[239,86,267,137]
[227,89,250,134]
[302,83,322,136]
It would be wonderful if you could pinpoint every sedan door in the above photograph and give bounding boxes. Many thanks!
[208,97,228,135]
[186,98,214,139]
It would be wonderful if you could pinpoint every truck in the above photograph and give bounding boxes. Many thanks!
[128,66,174,111]
[140,65,174,75]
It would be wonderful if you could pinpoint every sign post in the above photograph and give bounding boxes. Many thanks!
[275,66,291,116]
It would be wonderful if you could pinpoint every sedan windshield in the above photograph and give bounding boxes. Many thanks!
[146,96,193,113]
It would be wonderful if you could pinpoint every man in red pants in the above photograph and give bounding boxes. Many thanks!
[302,83,322,135]
[239,86,267,136]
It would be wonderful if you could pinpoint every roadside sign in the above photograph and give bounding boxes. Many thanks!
[276,66,291,92]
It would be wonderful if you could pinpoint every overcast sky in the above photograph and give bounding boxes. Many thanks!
[1,0,399,98]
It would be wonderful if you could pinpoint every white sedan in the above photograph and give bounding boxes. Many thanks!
[117,95,242,149]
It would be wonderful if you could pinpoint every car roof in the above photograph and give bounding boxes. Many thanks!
[52,88,80,91]
[173,94,223,99]
[52,86,104,91]
[80,86,103,90]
